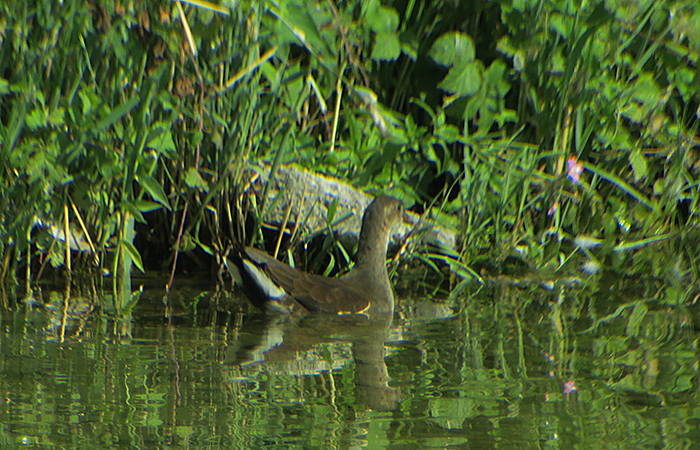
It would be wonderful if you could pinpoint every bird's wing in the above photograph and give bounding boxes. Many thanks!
[288,275,371,314]
[245,248,370,314]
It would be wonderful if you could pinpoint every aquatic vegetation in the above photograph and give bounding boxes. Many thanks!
[0,0,698,303]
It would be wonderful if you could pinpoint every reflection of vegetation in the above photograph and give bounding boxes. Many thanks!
[1,282,696,446]
[1,0,698,299]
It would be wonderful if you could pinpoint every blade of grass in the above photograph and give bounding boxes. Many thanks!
[585,162,657,211]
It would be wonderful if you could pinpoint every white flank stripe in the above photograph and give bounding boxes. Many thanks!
[243,260,287,299]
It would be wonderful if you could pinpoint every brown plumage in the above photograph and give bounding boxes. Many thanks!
[227,195,404,314]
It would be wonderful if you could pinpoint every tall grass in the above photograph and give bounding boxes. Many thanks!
[0,0,698,302]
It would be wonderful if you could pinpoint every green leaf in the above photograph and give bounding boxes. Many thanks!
[120,202,147,224]
[326,198,338,225]
[193,234,214,256]
[360,0,379,20]
[26,108,46,130]
[613,233,671,252]
[438,61,482,97]
[669,374,694,393]
[48,107,65,127]
[429,32,481,97]
[133,200,163,213]
[629,150,647,181]
[147,125,177,156]
[184,168,209,191]
[372,31,401,61]
[368,6,400,32]
[436,124,460,143]
[562,25,599,96]
[429,32,475,67]
[585,162,656,211]
[632,73,662,107]
[180,233,196,252]
[137,175,171,210]
[122,241,145,273]
[95,95,139,133]
[271,5,330,58]
[625,303,647,338]
[484,60,510,97]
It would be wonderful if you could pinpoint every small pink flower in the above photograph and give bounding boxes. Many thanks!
[567,157,584,183]
[547,202,559,216]
[563,380,578,394]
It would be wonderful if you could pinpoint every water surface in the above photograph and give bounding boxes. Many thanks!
[1,278,698,449]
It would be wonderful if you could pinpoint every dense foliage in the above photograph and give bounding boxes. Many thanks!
[1,0,698,295]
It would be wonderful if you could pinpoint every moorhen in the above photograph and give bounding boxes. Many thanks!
[226,195,404,314]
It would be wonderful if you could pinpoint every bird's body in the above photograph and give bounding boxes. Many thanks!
[227,195,404,315]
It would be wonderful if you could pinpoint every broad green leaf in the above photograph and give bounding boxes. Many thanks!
[372,31,401,61]
[35,91,45,108]
[120,202,147,224]
[436,124,460,143]
[631,73,661,107]
[271,6,330,58]
[368,6,399,33]
[184,167,209,191]
[326,198,338,225]
[629,150,647,181]
[669,374,694,393]
[381,6,399,30]
[484,60,510,97]
[147,125,177,155]
[137,175,171,210]
[401,41,418,60]
[438,61,481,97]
[548,12,568,38]
[193,234,214,256]
[429,32,475,67]
[26,108,46,130]
[322,253,336,277]
[180,233,196,252]
[48,107,65,127]
[360,0,380,20]
[673,66,695,101]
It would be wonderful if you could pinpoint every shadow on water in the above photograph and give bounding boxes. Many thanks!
[1,275,699,448]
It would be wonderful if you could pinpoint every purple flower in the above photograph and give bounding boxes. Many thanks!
[567,157,583,184]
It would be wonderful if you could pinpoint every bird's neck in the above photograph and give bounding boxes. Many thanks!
[355,223,390,272]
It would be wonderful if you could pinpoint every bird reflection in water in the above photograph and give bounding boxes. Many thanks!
[223,312,401,412]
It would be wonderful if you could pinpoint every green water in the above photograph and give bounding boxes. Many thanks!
[1,278,698,449]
